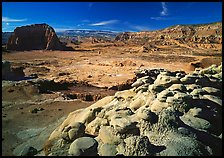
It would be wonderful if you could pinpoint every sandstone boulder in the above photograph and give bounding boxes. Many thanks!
[158,134,211,156]
[68,137,98,156]
[98,143,118,156]
[45,64,222,156]
[117,136,152,156]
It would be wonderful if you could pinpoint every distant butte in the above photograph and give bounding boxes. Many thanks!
[6,23,72,51]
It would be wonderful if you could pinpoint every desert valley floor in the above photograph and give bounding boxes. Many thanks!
[2,42,222,156]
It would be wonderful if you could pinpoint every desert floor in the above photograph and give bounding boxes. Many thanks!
[2,43,222,156]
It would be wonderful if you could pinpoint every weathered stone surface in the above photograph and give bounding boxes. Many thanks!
[154,74,180,88]
[168,84,187,92]
[68,137,98,156]
[150,99,169,113]
[136,108,158,123]
[118,136,152,156]
[187,107,203,117]
[202,87,221,96]
[129,95,146,110]
[115,89,136,100]
[110,115,137,133]
[148,84,165,94]
[131,79,144,87]
[177,127,196,138]
[180,113,211,131]
[154,109,180,132]
[6,23,70,51]
[98,126,121,145]
[212,72,222,80]
[190,88,207,96]
[102,107,134,121]
[67,122,85,141]
[202,95,222,106]
[20,146,38,156]
[74,107,103,126]
[85,117,108,136]
[173,92,191,100]
[46,64,222,156]
[199,64,220,75]
[158,134,211,156]
[134,83,150,93]
[157,90,175,102]
[98,143,117,156]
[185,84,202,92]
[166,96,180,103]
[180,75,199,84]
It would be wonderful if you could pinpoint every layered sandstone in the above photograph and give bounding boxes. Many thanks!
[6,24,68,51]
[115,22,222,46]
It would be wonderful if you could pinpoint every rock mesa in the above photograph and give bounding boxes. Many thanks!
[6,23,68,51]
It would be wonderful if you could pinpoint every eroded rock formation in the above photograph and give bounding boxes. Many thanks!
[44,63,222,156]
[115,22,222,45]
[6,23,69,51]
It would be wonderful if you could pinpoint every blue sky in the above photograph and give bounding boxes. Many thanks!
[2,2,222,32]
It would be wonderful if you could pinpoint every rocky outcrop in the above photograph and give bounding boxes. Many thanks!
[115,22,222,45]
[189,57,222,70]
[44,63,222,156]
[2,60,25,80]
[6,23,70,51]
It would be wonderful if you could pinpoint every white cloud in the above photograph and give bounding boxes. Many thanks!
[150,2,169,21]
[6,22,9,26]
[160,2,168,16]
[2,17,27,22]
[90,20,119,26]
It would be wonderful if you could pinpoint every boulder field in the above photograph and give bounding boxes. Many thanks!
[44,63,222,156]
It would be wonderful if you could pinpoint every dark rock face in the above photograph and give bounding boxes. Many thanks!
[6,23,68,51]
[2,60,25,80]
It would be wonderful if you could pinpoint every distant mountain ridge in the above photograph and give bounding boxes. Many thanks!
[115,21,222,45]
[2,30,120,45]
[2,21,222,46]
[56,29,119,41]
[2,32,13,45]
